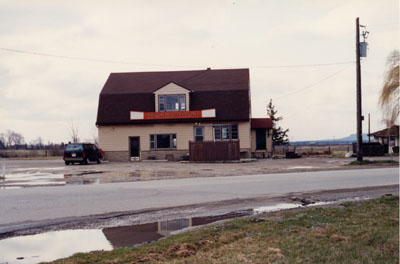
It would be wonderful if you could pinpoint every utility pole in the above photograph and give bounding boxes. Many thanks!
[356,17,363,161]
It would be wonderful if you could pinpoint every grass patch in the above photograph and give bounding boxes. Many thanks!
[349,159,398,165]
[50,196,399,264]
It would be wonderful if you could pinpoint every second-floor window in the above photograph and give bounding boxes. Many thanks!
[159,95,186,111]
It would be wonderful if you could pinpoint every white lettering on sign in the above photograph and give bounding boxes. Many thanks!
[130,109,216,120]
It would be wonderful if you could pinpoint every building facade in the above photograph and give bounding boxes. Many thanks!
[371,125,399,153]
[96,68,271,161]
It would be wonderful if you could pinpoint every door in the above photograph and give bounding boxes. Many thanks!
[256,129,266,150]
[129,137,140,159]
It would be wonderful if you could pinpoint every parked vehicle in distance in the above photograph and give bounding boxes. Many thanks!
[63,143,103,165]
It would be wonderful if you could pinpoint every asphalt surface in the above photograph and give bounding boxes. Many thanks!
[0,167,398,228]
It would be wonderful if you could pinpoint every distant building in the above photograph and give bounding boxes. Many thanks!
[371,125,399,152]
[96,68,272,161]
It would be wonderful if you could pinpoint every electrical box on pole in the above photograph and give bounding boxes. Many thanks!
[360,26,369,58]
[360,42,368,57]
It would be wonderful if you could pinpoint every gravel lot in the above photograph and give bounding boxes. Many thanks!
[0,156,398,188]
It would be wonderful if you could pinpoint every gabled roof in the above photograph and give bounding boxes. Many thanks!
[100,68,249,94]
[251,118,273,129]
[96,68,251,125]
[152,81,192,93]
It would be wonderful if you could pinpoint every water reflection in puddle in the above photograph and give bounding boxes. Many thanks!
[254,203,301,213]
[0,198,368,263]
[0,229,112,264]
[0,172,100,189]
[1,172,65,186]
[0,170,198,189]
[0,211,253,263]
[287,166,316,169]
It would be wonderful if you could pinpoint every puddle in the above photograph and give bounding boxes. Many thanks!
[0,212,250,263]
[0,229,113,264]
[0,172,102,189]
[0,172,66,188]
[14,167,65,171]
[0,197,369,263]
[287,166,316,169]
[0,169,200,189]
[254,203,301,213]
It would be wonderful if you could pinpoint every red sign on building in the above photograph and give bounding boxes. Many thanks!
[144,111,202,120]
[130,109,216,120]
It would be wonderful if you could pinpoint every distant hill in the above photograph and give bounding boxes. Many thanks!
[290,133,369,146]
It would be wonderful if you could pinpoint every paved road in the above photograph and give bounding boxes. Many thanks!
[0,167,398,227]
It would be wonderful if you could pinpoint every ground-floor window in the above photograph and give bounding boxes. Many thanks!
[213,124,238,141]
[194,126,204,142]
[150,134,177,150]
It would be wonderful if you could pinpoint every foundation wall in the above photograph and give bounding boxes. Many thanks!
[104,151,129,162]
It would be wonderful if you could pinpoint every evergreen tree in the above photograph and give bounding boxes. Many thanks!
[267,99,289,149]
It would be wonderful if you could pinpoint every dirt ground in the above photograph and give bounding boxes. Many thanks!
[0,156,398,188]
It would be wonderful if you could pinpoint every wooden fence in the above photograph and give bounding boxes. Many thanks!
[274,144,352,155]
[189,141,240,162]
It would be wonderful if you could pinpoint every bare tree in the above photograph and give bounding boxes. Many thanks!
[30,136,44,149]
[0,133,5,149]
[68,121,80,143]
[5,130,25,146]
[379,50,399,125]
[5,130,13,146]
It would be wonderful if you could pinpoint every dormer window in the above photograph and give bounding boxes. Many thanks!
[159,94,186,112]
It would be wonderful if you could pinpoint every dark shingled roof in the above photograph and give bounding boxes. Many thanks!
[251,118,273,129]
[100,68,249,94]
[96,68,250,125]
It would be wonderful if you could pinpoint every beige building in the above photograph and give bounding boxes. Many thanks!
[96,68,272,161]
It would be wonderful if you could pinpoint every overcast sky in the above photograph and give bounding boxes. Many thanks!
[0,0,398,144]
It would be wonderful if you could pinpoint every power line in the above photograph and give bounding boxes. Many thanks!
[1,47,356,69]
[275,59,369,101]
[274,65,352,101]
[0,48,199,68]
[365,23,399,27]
[251,61,355,69]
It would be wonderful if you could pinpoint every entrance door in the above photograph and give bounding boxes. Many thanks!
[129,137,140,159]
[256,129,266,150]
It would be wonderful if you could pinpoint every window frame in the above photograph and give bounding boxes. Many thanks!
[158,94,186,112]
[150,134,177,150]
[193,126,204,142]
[213,124,239,141]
